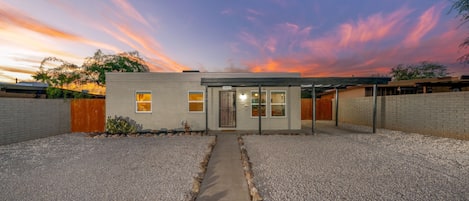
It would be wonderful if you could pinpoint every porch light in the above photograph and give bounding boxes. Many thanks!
[239,93,247,101]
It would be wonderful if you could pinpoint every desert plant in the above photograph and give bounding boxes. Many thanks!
[106,116,139,134]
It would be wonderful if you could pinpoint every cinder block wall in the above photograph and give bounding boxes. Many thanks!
[336,92,469,139]
[0,98,71,145]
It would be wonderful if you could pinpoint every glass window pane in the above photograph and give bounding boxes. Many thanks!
[251,105,266,116]
[271,92,285,103]
[271,105,285,116]
[189,102,204,112]
[189,92,203,101]
[136,92,151,101]
[137,102,151,112]
[251,91,266,104]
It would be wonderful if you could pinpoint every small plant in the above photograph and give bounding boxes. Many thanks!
[106,116,138,134]
[182,120,191,132]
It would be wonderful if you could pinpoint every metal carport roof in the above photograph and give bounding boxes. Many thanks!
[201,77,391,135]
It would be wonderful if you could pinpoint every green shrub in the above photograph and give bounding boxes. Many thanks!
[106,116,138,134]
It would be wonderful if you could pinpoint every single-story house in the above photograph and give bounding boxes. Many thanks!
[0,82,47,98]
[106,72,390,133]
[106,72,302,132]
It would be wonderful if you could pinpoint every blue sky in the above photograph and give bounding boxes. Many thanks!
[0,0,468,83]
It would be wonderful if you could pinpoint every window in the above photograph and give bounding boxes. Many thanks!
[251,91,266,117]
[188,91,204,112]
[136,91,152,113]
[270,91,286,117]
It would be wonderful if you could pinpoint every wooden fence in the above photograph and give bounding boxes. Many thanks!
[301,98,332,120]
[71,99,105,132]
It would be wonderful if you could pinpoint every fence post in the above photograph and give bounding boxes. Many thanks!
[372,84,377,133]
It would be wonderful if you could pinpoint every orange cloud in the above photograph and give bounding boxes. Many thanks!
[0,72,17,81]
[113,24,187,71]
[0,1,120,52]
[1,0,188,76]
[0,65,36,75]
[0,3,79,40]
[0,30,85,72]
[96,0,189,72]
[111,0,151,28]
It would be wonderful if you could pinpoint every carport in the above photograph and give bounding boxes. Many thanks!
[201,77,391,135]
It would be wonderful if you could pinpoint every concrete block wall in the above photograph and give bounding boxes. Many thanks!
[336,91,469,139]
[0,98,71,145]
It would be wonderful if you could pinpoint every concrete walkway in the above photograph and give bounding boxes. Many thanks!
[197,134,250,201]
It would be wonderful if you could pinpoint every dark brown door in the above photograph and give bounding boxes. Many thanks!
[219,91,236,128]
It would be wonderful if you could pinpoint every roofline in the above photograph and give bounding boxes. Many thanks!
[0,83,47,91]
[201,77,391,87]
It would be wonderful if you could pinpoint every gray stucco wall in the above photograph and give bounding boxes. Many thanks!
[335,91,469,139]
[0,98,70,145]
[106,72,302,131]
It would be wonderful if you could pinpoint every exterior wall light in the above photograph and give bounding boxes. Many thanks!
[239,93,247,101]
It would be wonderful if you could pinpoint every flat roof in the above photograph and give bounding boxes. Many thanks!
[201,77,391,87]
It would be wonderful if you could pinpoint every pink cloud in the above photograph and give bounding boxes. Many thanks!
[0,65,36,75]
[242,6,467,77]
[246,8,263,16]
[278,22,312,36]
[338,7,412,47]
[239,31,261,49]
[265,37,277,53]
[245,8,263,23]
[404,4,442,46]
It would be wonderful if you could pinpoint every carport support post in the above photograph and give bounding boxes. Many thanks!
[258,84,262,135]
[372,84,377,134]
[335,88,339,127]
[205,86,208,135]
[311,84,316,134]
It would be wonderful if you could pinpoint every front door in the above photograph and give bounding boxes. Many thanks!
[219,91,236,128]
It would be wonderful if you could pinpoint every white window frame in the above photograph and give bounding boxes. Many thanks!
[250,90,267,118]
[270,90,287,118]
[135,90,152,113]
[188,90,205,113]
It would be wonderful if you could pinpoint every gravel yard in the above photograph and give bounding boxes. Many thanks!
[0,133,215,201]
[243,128,469,201]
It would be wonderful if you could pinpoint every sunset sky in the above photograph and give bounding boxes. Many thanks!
[1,0,469,83]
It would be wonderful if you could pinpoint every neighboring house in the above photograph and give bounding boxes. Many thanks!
[320,75,469,100]
[0,82,47,98]
[385,75,469,94]
[106,72,302,131]
[0,82,105,99]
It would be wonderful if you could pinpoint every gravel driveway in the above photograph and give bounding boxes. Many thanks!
[243,127,469,200]
[0,133,215,201]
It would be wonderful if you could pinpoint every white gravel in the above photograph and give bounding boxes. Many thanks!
[243,128,469,200]
[0,133,215,201]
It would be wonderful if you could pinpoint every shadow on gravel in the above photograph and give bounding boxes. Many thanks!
[303,120,371,136]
